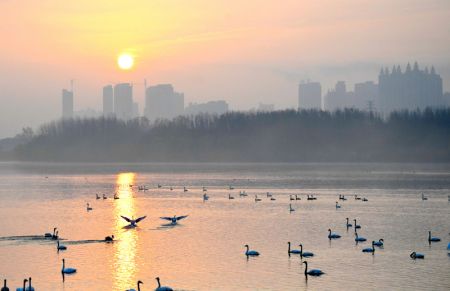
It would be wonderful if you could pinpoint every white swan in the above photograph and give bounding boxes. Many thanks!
[303,261,324,276]
[328,229,341,239]
[126,280,143,291]
[120,215,147,227]
[57,240,67,251]
[288,242,301,254]
[245,244,260,256]
[160,215,188,225]
[155,277,173,291]
[61,259,76,274]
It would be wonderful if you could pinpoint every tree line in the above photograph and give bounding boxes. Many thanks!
[14,108,450,162]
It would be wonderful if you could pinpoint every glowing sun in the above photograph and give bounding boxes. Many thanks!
[117,53,134,70]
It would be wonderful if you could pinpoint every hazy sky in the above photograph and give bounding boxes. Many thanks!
[1,0,449,137]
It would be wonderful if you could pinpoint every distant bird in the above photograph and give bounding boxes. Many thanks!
[120,215,147,227]
[229,185,234,190]
[290,195,295,201]
[295,194,301,201]
[270,196,276,201]
[328,229,341,239]
[346,218,352,228]
[114,194,119,200]
[57,240,67,251]
[2,279,9,291]
[160,215,188,225]
[373,239,384,247]
[244,244,260,256]
[15,279,27,291]
[203,186,207,192]
[289,204,295,212]
[362,197,368,202]
[288,242,301,254]
[335,201,341,209]
[266,192,272,198]
[61,259,76,274]
[228,194,235,200]
[239,191,248,197]
[203,193,209,201]
[355,232,367,242]
[303,261,324,276]
[428,231,441,243]
[45,227,57,238]
[355,195,361,200]
[299,244,314,257]
[96,194,100,200]
[105,235,114,242]
[170,186,173,191]
[362,241,375,254]
[421,193,428,200]
[255,195,261,202]
[86,203,93,211]
[158,184,162,188]
[184,187,188,192]
[155,277,173,291]
[410,252,424,259]
[354,219,361,229]
[102,194,107,199]
[52,230,59,240]
[126,280,143,291]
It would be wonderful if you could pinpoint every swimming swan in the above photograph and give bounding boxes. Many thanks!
[45,227,57,238]
[155,277,173,291]
[410,252,424,259]
[346,218,352,228]
[289,204,295,212]
[15,279,27,291]
[354,219,361,229]
[355,232,367,242]
[57,240,67,251]
[303,261,324,276]
[299,244,314,257]
[328,229,341,239]
[373,239,384,247]
[362,241,375,254]
[428,231,441,242]
[245,244,260,256]
[86,203,93,211]
[61,259,77,274]
[105,235,114,242]
[1,279,8,291]
[25,278,34,291]
[335,202,341,209]
[288,242,301,254]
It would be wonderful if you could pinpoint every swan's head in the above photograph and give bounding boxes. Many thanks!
[410,252,416,258]
[302,261,307,265]
[138,280,143,285]
[299,244,303,247]
[244,244,249,248]
[380,239,384,242]
[328,229,331,232]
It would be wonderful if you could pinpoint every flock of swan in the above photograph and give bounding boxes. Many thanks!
[2,184,449,290]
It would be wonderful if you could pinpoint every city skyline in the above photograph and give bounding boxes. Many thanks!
[1,1,450,137]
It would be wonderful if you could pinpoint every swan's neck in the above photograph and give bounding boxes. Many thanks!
[304,262,308,275]
[300,245,303,252]
[138,282,141,291]
[288,243,290,252]
[157,278,161,288]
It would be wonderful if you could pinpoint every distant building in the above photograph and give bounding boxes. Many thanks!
[299,81,322,110]
[444,92,450,107]
[114,83,133,120]
[257,103,275,112]
[185,100,229,115]
[144,84,184,120]
[379,62,443,114]
[102,85,114,117]
[133,102,139,118]
[62,89,74,119]
[324,81,351,111]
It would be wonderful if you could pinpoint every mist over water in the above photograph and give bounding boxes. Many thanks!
[0,162,449,290]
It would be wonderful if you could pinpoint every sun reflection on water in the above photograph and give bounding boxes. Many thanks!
[113,172,138,290]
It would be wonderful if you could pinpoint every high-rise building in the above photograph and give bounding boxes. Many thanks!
[144,84,184,120]
[298,81,322,110]
[354,81,379,111]
[62,89,74,119]
[379,62,443,114]
[324,81,350,111]
[102,85,114,117]
[184,100,229,115]
[114,83,133,120]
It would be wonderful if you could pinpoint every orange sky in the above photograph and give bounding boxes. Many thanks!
[0,0,449,137]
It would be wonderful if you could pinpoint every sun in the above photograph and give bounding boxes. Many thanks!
[117,53,134,70]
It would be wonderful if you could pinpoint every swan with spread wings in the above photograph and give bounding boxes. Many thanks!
[160,215,188,225]
[120,215,147,228]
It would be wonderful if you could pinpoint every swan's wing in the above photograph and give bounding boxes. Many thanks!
[160,217,173,221]
[176,215,188,220]
[120,215,132,223]
[135,216,147,223]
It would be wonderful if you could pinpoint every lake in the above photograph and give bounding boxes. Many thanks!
[0,162,449,290]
